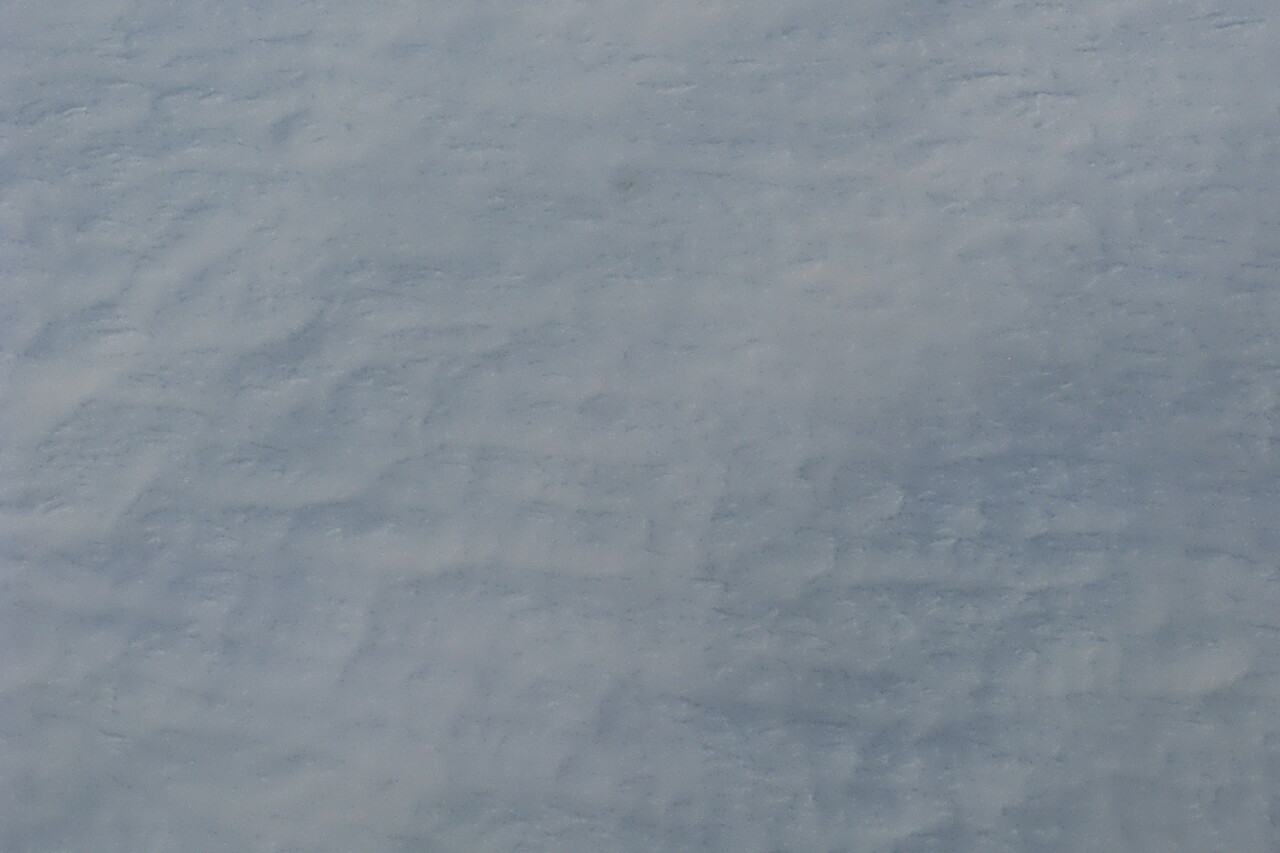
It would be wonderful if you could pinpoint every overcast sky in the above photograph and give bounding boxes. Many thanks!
[3,1,1279,850]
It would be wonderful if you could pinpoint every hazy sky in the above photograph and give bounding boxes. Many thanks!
[3,1,1278,849]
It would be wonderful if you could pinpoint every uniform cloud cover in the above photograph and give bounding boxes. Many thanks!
[2,0,1278,849]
